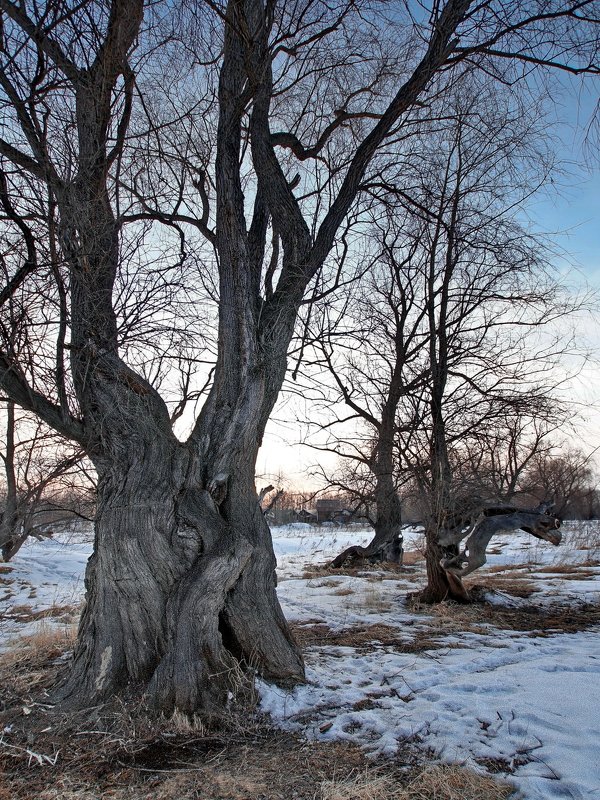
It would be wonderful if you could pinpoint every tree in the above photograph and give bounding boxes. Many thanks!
[0,0,598,712]
[302,84,577,594]
[523,446,599,518]
[451,415,558,505]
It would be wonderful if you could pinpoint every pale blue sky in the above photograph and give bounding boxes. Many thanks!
[528,79,599,286]
[528,170,599,286]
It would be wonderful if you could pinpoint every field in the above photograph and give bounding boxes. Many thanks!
[1,521,599,799]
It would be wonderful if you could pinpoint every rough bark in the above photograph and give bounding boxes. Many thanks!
[35,0,303,711]
[418,528,470,603]
[440,506,561,578]
[57,424,304,712]
[329,480,404,569]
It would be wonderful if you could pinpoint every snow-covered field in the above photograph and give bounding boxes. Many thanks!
[1,521,600,800]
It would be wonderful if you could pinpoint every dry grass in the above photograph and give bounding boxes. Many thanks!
[321,770,397,800]
[562,520,600,551]
[312,578,343,588]
[402,551,423,566]
[0,602,80,624]
[359,587,393,614]
[417,595,600,636]
[0,688,386,800]
[471,575,537,598]
[534,565,599,576]
[290,621,457,654]
[302,561,412,580]
[320,764,515,800]
[0,623,77,690]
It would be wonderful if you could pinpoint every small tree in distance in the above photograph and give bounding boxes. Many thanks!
[522,446,599,519]
[0,400,93,560]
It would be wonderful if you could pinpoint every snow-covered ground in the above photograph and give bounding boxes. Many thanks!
[1,520,600,799]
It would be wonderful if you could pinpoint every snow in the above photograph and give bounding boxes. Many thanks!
[2,520,600,799]
[260,628,600,800]
[0,531,92,645]
[267,521,600,800]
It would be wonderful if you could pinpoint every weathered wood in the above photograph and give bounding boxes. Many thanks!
[440,506,561,578]
[330,531,404,568]
[57,447,305,711]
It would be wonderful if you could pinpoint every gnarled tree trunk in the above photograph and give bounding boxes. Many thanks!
[330,397,404,568]
[0,400,19,560]
[58,377,305,712]
[50,0,307,712]
[330,472,404,568]
[417,528,469,603]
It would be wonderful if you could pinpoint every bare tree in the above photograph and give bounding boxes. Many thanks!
[451,416,559,503]
[396,116,579,601]
[0,0,598,712]
[0,400,92,560]
[523,445,599,518]
[302,85,579,595]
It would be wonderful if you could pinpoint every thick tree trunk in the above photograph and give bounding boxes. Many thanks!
[58,443,304,712]
[417,526,469,603]
[146,469,304,713]
[0,400,19,560]
[330,472,403,568]
[55,24,306,710]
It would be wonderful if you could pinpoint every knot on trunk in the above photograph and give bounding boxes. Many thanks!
[208,473,229,506]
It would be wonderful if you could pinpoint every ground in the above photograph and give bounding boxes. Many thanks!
[0,521,599,799]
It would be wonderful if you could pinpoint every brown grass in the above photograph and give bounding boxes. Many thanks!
[302,561,413,580]
[472,575,537,598]
[0,624,77,695]
[312,578,343,588]
[534,565,599,576]
[290,621,459,654]
[360,587,393,613]
[419,596,600,636]
[0,603,80,623]
[320,764,515,800]
[401,551,423,566]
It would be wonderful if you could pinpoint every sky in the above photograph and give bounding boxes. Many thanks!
[258,81,600,491]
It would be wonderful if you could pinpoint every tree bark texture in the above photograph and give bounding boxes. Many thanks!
[0,400,18,559]
[418,527,469,603]
[330,381,404,568]
[329,473,404,568]
[58,409,304,713]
